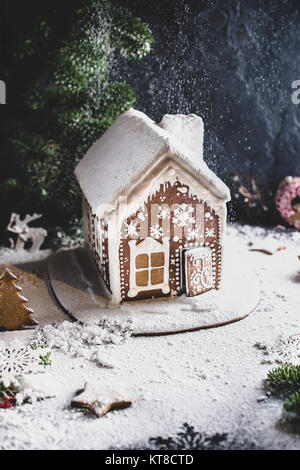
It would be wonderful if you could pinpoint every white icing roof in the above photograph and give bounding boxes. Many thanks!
[75,108,230,212]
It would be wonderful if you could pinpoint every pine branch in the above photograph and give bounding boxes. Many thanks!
[267,364,300,396]
[283,390,300,415]
[1,0,153,240]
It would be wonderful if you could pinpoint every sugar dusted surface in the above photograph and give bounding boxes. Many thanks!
[48,239,260,333]
[0,223,300,449]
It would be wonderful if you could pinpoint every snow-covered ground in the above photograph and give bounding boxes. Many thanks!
[0,223,299,450]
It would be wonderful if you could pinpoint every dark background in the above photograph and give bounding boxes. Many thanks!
[112,0,300,223]
[1,0,300,225]
[0,0,83,183]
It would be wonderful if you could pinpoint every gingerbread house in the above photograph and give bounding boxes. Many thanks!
[75,109,230,305]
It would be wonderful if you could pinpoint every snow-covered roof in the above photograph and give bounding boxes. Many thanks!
[75,108,230,213]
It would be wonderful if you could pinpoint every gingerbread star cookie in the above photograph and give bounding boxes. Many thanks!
[71,383,132,418]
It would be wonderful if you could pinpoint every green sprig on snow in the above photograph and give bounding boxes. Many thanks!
[266,364,300,416]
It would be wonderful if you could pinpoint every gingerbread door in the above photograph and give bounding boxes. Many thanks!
[184,247,213,297]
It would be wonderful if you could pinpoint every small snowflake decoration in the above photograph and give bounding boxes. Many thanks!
[271,336,300,366]
[205,227,215,238]
[158,206,170,220]
[123,220,140,239]
[256,335,300,366]
[187,228,199,241]
[0,346,40,379]
[172,204,195,227]
[150,224,163,240]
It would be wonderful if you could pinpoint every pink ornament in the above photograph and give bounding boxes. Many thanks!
[275,177,300,228]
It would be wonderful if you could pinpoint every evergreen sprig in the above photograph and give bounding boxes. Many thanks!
[283,390,300,415]
[266,364,300,416]
[39,351,52,367]
[267,364,300,394]
[1,0,153,243]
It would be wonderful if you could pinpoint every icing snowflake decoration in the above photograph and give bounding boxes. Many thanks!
[187,228,199,241]
[205,227,215,238]
[150,224,163,240]
[172,204,195,227]
[123,220,140,239]
[157,206,170,220]
[0,345,41,379]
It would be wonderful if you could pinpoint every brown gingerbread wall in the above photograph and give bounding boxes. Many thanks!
[85,198,110,292]
[119,179,222,302]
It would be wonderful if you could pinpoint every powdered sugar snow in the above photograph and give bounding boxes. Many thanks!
[0,223,300,450]
[34,319,133,365]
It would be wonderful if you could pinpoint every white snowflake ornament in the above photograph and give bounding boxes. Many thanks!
[0,345,41,379]
[271,335,300,366]
[256,335,300,366]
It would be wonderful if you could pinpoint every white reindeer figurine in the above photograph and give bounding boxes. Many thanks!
[7,213,47,252]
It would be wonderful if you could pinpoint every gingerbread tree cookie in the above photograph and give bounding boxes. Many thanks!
[0,268,38,331]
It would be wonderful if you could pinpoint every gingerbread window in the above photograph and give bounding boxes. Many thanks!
[135,252,165,287]
[128,237,170,298]
[151,268,164,285]
[134,251,165,287]
[151,252,164,267]
[136,270,149,286]
[136,254,149,269]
